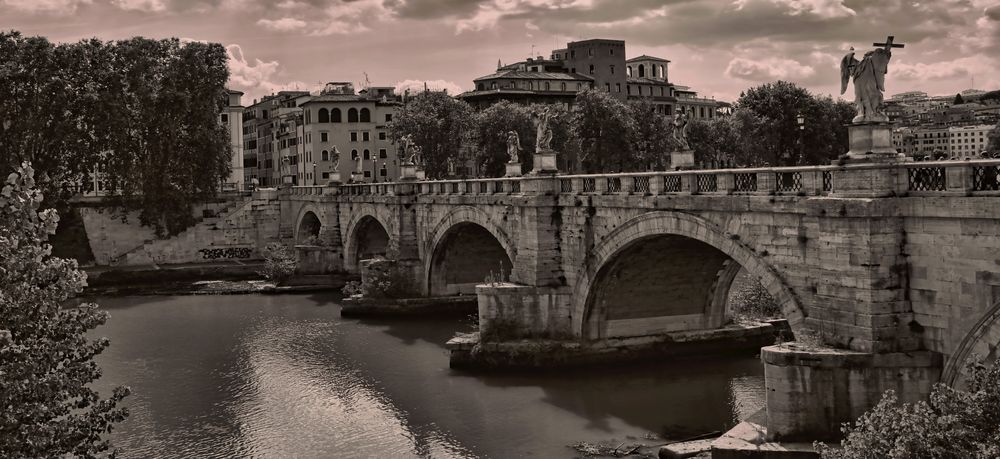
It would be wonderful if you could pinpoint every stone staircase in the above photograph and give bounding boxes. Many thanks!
[110,198,255,266]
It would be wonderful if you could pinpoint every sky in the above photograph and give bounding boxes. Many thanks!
[2,0,999,104]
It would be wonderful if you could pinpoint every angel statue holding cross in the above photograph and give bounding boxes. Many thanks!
[840,35,904,123]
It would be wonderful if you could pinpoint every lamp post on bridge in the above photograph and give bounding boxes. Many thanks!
[796,112,805,165]
[312,162,316,186]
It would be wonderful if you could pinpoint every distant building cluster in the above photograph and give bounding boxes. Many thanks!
[888,89,1000,159]
[223,82,404,189]
[456,39,719,119]
[216,39,720,189]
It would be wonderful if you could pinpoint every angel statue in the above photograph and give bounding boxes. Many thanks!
[840,36,904,123]
[398,134,414,164]
[671,111,691,151]
[330,145,341,171]
[407,144,423,167]
[506,130,522,163]
[533,107,553,152]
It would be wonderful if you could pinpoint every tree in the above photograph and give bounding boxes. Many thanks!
[388,91,474,179]
[733,81,854,166]
[0,163,130,458]
[626,99,674,170]
[0,32,233,237]
[954,93,965,105]
[819,360,1000,458]
[987,123,1000,157]
[470,101,535,177]
[572,89,635,173]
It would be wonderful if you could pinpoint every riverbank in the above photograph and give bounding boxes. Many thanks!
[83,261,356,296]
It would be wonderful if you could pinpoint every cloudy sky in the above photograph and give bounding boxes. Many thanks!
[3,0,998,104]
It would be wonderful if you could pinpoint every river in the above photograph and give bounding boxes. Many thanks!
[91,293,765,458]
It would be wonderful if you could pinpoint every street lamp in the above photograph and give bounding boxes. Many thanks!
[796,113,805,166]
[312,162,316,186]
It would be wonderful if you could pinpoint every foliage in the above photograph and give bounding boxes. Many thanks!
[0,31,232,237]
[728,273,781,323]
[388,91,474,179]
[470,101,535,177]
[358,258,414,299]
[724,81,855,167]
[572,89,636,173]
[0,162,130,458]
[987,123,1000,156]
[687,113,749,167]
[818,360,1000,458]
[626,99,675,170]
[258,243,297,283]
[341,280,364,297]
[954,93,965,105]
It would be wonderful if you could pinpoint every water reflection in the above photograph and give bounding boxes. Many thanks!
[93,293,764,458]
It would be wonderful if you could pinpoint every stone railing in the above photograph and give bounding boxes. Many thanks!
[289,160,1000,199]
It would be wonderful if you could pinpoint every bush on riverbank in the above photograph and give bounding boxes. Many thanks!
[258,243,297,283]
[341,258,415,299]
[1,163,130,457]
[728,271,781,323]
[817,360,1000,458]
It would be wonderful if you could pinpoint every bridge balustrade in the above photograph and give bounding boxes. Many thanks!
[298,160,1000,200]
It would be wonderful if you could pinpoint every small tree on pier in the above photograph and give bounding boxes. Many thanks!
[0,163,130,458]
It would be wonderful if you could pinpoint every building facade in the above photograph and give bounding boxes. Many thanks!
[300,83,403,184]
[458,38,718,119]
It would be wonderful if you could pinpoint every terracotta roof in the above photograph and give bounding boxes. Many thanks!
[626,55,671,63]
[474,71,593,82]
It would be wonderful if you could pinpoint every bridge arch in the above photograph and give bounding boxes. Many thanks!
[571,211,804,340]
[424,206,515,296]
[294,204,325,244]
[344,211,393,271]
[942,300,1000,387]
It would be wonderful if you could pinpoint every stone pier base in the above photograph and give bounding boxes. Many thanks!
[762,344,942,441]
[295,245,342,274]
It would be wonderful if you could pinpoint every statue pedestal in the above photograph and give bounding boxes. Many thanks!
[505,161,522,177]
[327,171,343,186]
[844,122,905,162]
[670,150,695,170]
[531,149,558,175]
[399,164,417,181]
[415,168,426,181]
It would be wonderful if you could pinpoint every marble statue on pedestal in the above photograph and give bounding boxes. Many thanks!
[506,130,521,164]
[672,112,690,151]
[533,108,553,152]
[840,36,905,123]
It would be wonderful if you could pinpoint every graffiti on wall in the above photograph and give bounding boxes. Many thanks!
[198,247,253,259]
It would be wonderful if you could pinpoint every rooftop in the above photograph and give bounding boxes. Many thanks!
[626,55,671,63]
[474,71,594,82]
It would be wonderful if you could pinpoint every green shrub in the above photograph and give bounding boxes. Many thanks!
[258,243,297,283]
[818,360,1000,458]
[728,273,781,323]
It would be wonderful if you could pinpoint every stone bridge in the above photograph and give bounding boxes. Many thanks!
[274,159,1000,442]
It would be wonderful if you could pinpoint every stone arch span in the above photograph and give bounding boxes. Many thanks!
[942,300,1000,387]
[344,211,393,271]
[424,206,516,296]
[294,205,323,244]
[571,211,804,340]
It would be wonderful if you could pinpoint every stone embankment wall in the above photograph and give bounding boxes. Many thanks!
[78,191,282,266]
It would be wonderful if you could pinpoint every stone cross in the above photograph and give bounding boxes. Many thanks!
[873,36,905,52]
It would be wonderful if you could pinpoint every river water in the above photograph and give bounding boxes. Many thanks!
[92,293,765,458]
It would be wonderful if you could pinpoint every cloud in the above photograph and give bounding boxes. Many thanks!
[257,17,307,31]
[394,79,465,95]
[111,0,166,12]
[226,44,315,102]
[1,0,91,13]
[310,0,388,35]
[726,56,816,82]
[765,0,855,19]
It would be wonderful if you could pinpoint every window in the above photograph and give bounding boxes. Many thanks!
[589,64,594,75]
[560,82,566,91]
[318,108,329,123]
[360,108,371,122]
[588,48,594,56]
[348,108,359,122]
[331,108,342,122]
[321,132,328,142]
[616,83,621,93]
[577,83,582,91]
[648,86,653,96]
[351,132,358,142]
[363,149,370,160]
[627,66,632,77]
[221,114,228,123]
[651,66,657,78]
[322,150,328,161]
[660,87,665,96]
[385,113,392,122]
[610,65,615,74]
[571,50,576,58]
[379,132,386,140]
[659,65,665,78]
[477,83,484,90]
[609,48,614,56]
[364,171,371,178]
[638,64,645,77]
[322,172,329,179]
[545,82,550,91]
[379,148,387,158]
[363,131,370,142]
[351,149,359,160]
[380,167,387,177]
[605,83,610,92]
